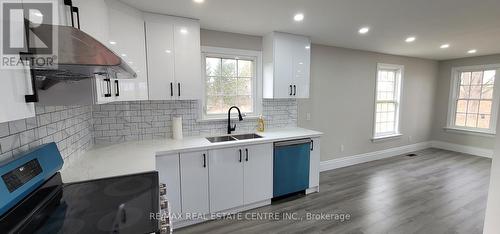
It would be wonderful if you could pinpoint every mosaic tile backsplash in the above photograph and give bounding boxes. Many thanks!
[92,99,298,145]
[0,99,297,163]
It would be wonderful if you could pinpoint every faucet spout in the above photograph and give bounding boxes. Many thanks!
[227,106,243,134]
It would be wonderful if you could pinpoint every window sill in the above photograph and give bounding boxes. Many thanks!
[197,115,259,123]
[371,134,403,143]
[443,127,496,138]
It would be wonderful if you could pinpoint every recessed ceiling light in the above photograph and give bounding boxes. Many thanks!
[193,0,204,3]
[294,13,304,22]
[358,27,370,34]
[109,41,117,45]
[180,28,188,34]
[121,54,127,57]
[165,50,172,53]
[405,37,416,43]
[468,49,477,54]
[440,44,450,49]
[305,45,310,49]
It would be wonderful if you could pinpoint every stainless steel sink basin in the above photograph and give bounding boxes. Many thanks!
[232,133,263,140]
[206,133,263,143]
[206,136,237,143]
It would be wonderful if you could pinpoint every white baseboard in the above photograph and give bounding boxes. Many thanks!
[320,142,431,172]
[430,141,493,158]
[319,141,493,172]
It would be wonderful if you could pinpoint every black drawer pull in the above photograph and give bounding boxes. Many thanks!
[245,148,248,161]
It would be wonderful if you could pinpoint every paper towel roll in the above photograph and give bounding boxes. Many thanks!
[172,116,183,140]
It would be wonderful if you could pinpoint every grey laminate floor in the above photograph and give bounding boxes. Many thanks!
[177,148,491,234]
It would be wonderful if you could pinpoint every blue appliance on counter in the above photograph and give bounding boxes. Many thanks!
[273,138,311,198]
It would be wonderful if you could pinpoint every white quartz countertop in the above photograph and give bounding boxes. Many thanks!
[61,127,322,183]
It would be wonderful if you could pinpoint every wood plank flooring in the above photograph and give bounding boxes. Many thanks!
[177,148,492,234]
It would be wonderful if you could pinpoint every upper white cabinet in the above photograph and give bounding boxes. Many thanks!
[105,0,148,101]
[73,0,148,102]
[145,13,202,100]
[0,65,35,123]
[263,32,311,99]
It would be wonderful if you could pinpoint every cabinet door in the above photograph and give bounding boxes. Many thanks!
[273,33,295,98]
[0,8,35,123]
[156,154,182,215]
[93,76,114,104]
[0,65,35,123]
[106,0,148,101]
[145,14,175,100]
[72,0,109,44]
[309,138,321,188]
[173,19,202,100]
[180,151,209,215]
[243,143,273,205]
[209,147,244,212]
[292,36,310,98]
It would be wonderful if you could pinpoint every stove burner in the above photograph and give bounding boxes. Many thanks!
[103,177,152,197]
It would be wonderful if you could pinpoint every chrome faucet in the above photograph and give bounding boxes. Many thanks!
[227,106,243,134]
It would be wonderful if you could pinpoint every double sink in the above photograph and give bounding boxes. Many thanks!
[206,133,263,143]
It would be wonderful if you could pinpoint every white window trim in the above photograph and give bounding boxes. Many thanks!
[372,63,404,141]
[445,64,500,135]
[199,46,263,121]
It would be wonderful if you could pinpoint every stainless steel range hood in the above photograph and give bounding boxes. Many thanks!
[27,23,136,90]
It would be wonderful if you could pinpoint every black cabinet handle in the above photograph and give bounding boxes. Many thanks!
[170,82,173,97]
[178,83,181,97]
[311,140,314,151]
[289,85,293,96]
[245,148,248,161]
[239,149,242,162]
[19,53,39,103]
[203,154,206,168]
[114,80,120,97]
[72,7,80,29]
[293,85,297,96]
[63,0,74,28]
[104,79,112,97]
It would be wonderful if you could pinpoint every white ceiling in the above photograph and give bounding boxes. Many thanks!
[120,0,500,60]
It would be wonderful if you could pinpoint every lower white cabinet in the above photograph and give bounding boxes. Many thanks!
[309,137,321,189]
[156,154,181,215]
[208,147,245,213]
[209,143,273,212]
[243,144,273,205]
[179,151,209,215]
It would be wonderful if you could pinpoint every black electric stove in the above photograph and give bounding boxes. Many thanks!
[0,143,161,234]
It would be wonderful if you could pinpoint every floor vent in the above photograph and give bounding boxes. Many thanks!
[407,153,418,157]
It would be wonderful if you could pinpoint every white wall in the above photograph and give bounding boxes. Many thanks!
[297,45,438,161]
[432,54,500,150]
[483,112,500,234]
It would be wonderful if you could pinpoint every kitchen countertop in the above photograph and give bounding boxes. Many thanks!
[60,127,322,183]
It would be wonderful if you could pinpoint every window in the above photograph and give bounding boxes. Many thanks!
[201,47,262,120]
[447,65,500,135]
[373,63,404,139]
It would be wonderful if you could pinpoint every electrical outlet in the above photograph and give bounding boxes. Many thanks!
[306,113,311,121]
[340,144,344,152]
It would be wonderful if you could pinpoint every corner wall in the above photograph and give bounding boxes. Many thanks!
[431,54,500,150]
[297,45,439,161]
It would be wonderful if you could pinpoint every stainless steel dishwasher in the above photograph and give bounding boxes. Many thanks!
[273,138,311,198]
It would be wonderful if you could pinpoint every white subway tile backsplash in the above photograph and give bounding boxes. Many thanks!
[92,99,297,144]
